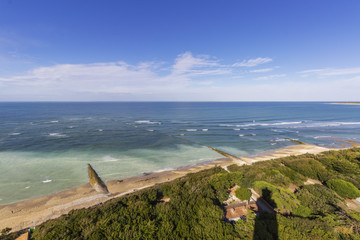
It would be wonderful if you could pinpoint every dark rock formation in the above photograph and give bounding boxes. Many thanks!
[87,164,109,194]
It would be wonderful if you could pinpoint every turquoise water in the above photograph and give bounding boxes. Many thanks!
[0,102,359,204]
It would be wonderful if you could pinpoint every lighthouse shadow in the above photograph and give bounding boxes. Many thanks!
[253,188,278,240]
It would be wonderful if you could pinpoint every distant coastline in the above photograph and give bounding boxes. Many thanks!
[331,102,360,105]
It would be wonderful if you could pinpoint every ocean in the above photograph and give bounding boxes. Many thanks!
[0,102,359,204]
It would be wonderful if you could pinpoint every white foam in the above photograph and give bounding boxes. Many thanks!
[9,132,21,136]
[239,133,256,137]
[25,186,31,189]
[48,133,68,137]
[180,133,185,136]
[274,138,286,142]
[340,122,360,125]
[242,121,302,127]
[288,121,360,128]
[271,129,285,133]
[49,120,59,123]
[219,124,234,127]
[313,136,332,139]
[220,121,360,129]
[97,129,103,132]
[186,129,197,132]
[202,129,208,131]
[42,179,52,183]
[220,121,302,128]
[147,129,155,132]
[135,120,161,125]
[153,168,174,173]
[102,155,119,162]
[233,128,240,131]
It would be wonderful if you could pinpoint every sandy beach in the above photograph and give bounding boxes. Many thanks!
[0,142,355,232]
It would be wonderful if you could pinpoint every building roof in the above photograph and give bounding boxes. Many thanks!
[224,201,260,220]
[225,205,247,220]
[15,232,29,240]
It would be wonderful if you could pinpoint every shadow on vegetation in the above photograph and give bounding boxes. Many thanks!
[253,188,278,240]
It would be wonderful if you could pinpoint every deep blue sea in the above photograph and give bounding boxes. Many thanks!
[1,102,359,204]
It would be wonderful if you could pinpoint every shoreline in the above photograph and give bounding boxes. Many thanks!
[0,143,355,231]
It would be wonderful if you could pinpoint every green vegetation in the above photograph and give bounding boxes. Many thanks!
[252,181,300,214]
[0,228,27,240]
[2,148,360,239]
[209,172,243,202]
[295,184,344,214]
[235,187,251,201]
[283,158,331,181]
[326,179,360,199]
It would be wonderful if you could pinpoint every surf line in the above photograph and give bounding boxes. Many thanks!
[126,121,251,164]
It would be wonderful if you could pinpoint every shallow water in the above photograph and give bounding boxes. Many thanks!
[0,102,359,204]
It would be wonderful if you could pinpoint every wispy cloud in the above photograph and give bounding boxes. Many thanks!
[254,74,286,81]
[299,67,360,77]
[7,52,358,101]
[233,57,272,67]
[249,68,273,73]
[0,52,238,100]
[172,52,220,75]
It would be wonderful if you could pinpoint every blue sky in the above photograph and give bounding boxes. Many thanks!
[0,0,360,101]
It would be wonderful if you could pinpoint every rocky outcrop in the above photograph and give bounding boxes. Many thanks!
[87,164,109,194]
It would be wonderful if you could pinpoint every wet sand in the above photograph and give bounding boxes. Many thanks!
[0,143,352,232]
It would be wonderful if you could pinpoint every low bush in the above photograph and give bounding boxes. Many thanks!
[252,181,300,213]
[235,187,252,201]
[283,159,331,181]
[326,179,360,199]
[295,184,343,214]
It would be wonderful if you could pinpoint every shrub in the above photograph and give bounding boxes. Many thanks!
[252,181,300,213]
[283,159,330,181]
[235,187,252,201]
[278,166,307,186]
[292,205,313,218]
[209,172,243,202]
[326,179,360,199]
[234,165,292,188]
[295,184,343,214]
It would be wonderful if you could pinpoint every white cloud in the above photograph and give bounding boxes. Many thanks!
[0,52,235,101]
[172,52,220,75]
[299,67,360,77]
[254,74,286,81]
[233,57,272,67]
[249,68,273,73]
[2,52,358,101]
